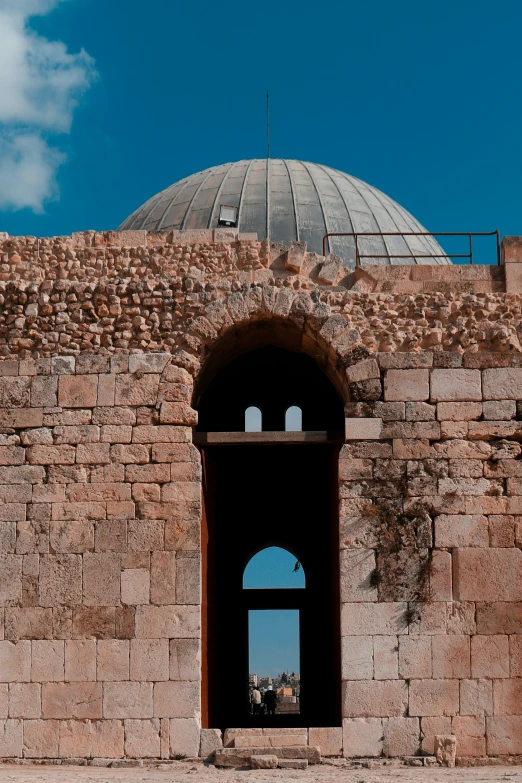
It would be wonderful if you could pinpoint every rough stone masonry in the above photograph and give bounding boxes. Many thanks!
[1,228,522,761]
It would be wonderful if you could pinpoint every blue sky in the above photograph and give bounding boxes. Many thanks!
[246,548,304,678]
[0,0,521,252]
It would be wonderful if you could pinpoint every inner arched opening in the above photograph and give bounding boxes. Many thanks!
[244,546,306,589]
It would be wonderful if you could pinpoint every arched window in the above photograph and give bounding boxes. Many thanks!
[285,405,302,432]
[245,406,262,432]
[243,546,305,589]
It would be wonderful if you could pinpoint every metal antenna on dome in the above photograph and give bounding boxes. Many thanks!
[266,91,271,159]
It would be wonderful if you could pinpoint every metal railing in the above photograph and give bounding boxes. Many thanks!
[322,231,502,267]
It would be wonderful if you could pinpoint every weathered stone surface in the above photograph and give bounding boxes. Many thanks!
[342,718,383,757]
[409,680,460,716]
[434,734,456,767]
[199,727,223,759]
[454,548,522,601]
[342,680,407,717]
[431,370,482,402]
[249,754,278,769]
[385,370,429,401]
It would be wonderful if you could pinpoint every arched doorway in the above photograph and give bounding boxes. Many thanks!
[196,344,344,730]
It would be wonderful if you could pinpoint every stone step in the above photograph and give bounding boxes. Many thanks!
[234,734,308,748]
[214,746,321,768]
[278,759,308,770]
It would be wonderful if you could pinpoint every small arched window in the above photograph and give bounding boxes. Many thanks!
[285,406,302,432]
[245,406,262,432]
[243,546,305,589]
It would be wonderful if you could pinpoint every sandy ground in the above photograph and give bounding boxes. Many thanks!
[1,762,522,783]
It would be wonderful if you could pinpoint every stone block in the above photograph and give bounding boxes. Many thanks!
[0,555,22,606]
[97,640,129,681]
[127,519,163,551]
[399,636,432,679]
[483,400,516,420]
[308,726,342,757]
[488,515,515,547]
[64,640,96,682]
[454,548,522,601]
[437,402,482,421]
[434,514,489,548]
[430,370,481,402]
[0,377,29,408]
[27,445,75,465]
[83,553,121,606]
[42,682,102,719]
[432,635,470,679]
[341,602,407,636]
[130,639,169,682]
[460,679,493,717]
[373,636,398,680]
[430,550,452,601]
[342,680,407,718]
[154,681,200,720]
[121,568,150,605]
[510,634,522,677]
[405,401,436,421]
[90,719,124,758]
[341,636,373,680]
[72,607,115,639]
[59,718,91,757]
[0,641,31,682]
[135,605,199,639]
[150,552,176,605]
[115,374,160,406]
[199,728,223,760]
[100,424,132,443]
[0,409,43,429]
[50,520,94,554]
[482,368,522,400]
[126,464,170,483]
[76,443,111,464]
[124,718,161,758]
[385,716,420,756]
[31,640,64,682]
[340,549,377,602]
[169,717,200,757]
[8,683,41,718]
[342,717,383,757]
[345,418,382,440]
[486,715,522,754]
[249,753,278,769]
[0,718,23,757]
[393,438,430,459]
[409,680,459,716]
[31,376,58,407]
[58,375,98,408]
[384,370,429,401]
[434,734,456,767]
[103,682,153,719]
[176,554,201,605]
[23,718,59,758]
[160,403,198,425]
[492,679,522,715]
[170,639,200,681]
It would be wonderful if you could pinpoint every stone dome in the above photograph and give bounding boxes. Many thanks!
[119,159,449,268]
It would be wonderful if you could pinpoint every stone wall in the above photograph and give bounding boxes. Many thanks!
[0,229,522,760]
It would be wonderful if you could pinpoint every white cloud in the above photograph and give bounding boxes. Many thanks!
[0,0,95,212]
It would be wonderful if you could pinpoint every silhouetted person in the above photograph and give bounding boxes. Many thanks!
[263,685,278,716]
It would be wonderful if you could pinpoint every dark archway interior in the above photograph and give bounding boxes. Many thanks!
[199,346,343,730]
[197,346,344,432]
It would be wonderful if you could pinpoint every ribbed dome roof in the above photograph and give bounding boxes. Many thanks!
[119,159,449,268]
